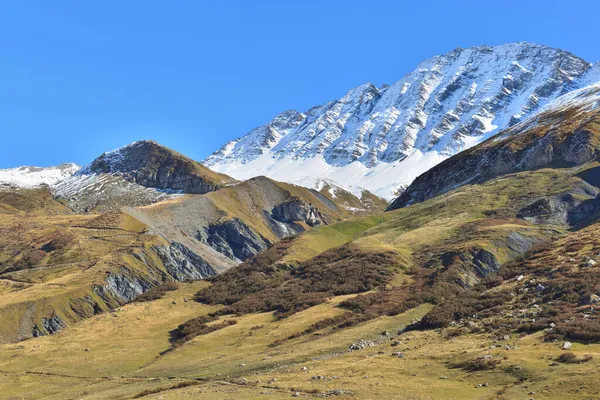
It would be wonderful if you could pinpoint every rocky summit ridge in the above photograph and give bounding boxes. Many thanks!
[205,42,600,199]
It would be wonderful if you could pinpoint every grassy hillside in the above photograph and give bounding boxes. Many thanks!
[0,174,385,345]
[0,162,599,397]
[3,95,600,398]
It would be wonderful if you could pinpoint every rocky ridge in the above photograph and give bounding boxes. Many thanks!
[388,83,600,210]
[205,42,600,199]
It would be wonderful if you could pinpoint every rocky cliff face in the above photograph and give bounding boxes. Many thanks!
[272,198,326,227]
[205,43,599,199]
[388,83,600,210]
[198,218,272,263]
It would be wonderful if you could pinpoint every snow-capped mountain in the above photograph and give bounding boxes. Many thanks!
[205,42,600,199]
[0,163,80,188]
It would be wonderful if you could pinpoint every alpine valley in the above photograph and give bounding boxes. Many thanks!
[2,42,600,399]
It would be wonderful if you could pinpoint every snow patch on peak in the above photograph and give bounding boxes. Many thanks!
[0,163,80,188]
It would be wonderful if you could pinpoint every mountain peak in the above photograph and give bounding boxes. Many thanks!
[205,42,598,199]
[78,140,234,194]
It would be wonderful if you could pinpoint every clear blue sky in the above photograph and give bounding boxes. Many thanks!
[1,0,599,168]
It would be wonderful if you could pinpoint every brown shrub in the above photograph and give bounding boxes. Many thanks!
[21,249,46,267]
[41,232,73,252]
[556,352,593,364]
[554,319,600,343]
[196,245,403,319]
[450,358,501,372]
[171,315,237,345]
[135,282,179,302]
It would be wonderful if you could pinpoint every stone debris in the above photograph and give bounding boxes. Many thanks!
[585,258,597,267]
[348,340,375,351]
[535,284,546,292]
[588,294,600,304]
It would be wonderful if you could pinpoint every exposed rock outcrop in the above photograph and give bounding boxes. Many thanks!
[32,314,66,337]
[198,218,271,262]
[153,242,217,282]
[272,199,326,227]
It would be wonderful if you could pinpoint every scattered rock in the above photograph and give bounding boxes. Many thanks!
[391,352,405,358]
[348,339,375,351]
[587,294,600,304]
[586,258,597,267]
[325,390,350,396]
[535,284,546,292]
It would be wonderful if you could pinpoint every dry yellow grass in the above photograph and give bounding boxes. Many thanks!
[3,280,600,400]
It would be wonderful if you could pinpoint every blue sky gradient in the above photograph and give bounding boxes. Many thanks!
[1,0,599,167]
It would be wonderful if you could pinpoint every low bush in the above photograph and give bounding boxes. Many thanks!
[171,315,237,345]
[196,245,403,319]
[556,352,593,364]
[554,319,600,343]
[41,232,73,252]
[20,248,46,267]
[450,358,501,372]
[135,282,179,302]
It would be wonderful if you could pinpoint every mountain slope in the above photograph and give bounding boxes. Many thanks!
[205,42,598,198]
[6,123,600,398]
[0,141,385,343]
[389,82,600,210]
[0,163,80,188]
